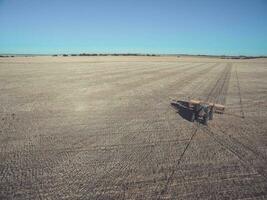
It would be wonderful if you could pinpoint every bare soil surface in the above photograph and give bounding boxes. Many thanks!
[0,56,267,199]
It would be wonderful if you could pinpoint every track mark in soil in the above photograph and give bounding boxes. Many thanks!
[155,63,221,198]
[157,125,199,198]
[201,63,267,181]
[205,63,232,104]
[203,126,267,181]
[201,63,267,179]
[235,66,245,118]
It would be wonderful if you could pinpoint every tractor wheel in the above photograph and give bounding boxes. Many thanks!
[209,110,214,120]
[190,112,195,122]
[203,116,208,125]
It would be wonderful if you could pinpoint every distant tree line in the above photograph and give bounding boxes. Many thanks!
[78,53,158,56]
[52,53,159,57]
[0,55,14,58]
[220,55,267,60]
[179,54,267,60]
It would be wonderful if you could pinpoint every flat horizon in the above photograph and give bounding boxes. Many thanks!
[0,52,267,57]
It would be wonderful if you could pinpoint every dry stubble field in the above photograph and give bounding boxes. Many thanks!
[0,56,267,199]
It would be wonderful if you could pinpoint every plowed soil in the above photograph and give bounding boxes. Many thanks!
[1,56,267,199]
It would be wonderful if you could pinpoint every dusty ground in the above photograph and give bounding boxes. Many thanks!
[0,56,267,199]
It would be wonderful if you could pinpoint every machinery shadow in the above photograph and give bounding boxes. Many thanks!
[170,101,194,123]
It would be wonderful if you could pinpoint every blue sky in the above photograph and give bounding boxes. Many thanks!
[0,0,267,55]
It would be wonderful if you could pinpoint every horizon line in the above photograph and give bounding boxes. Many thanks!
[1,52,267,57]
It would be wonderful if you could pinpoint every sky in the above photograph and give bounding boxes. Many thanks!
[0,0,267,56]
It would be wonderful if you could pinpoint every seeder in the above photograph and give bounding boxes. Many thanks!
[171,99,225,125]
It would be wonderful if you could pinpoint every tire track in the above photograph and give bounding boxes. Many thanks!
[153,63,219,102]
[202,126,267,181]
[214,123,267,161]
[205,63,232,104]
[198,63,267,182]
[156,126,199,199]
[156,63,233,198]
[153,63,222,198]
[235,66,245,118]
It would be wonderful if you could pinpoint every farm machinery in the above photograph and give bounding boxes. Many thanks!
[170,99,225,125]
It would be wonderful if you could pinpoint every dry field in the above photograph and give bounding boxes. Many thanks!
[0,56,267,199]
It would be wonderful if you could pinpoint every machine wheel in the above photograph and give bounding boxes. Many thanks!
[209,110,214,120]
[203,116,208,125]
[190,112,195,122]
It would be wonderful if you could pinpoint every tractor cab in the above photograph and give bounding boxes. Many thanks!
[191,103,214,125]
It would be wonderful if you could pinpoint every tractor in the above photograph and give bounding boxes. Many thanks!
[171,99,225,125]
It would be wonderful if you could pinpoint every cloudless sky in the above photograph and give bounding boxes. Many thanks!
[0,0,267,55]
